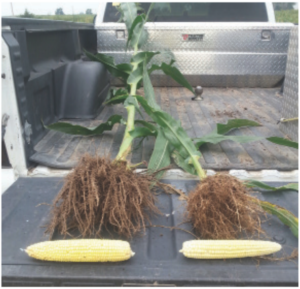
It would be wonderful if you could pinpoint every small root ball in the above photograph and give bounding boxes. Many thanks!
[45,154,159,239]
[187,174,262,239]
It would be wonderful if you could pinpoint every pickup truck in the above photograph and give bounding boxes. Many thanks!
[2,2,298,286]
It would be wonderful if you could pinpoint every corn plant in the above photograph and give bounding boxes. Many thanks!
[46,2,297,167]
[46,3,197,164]
[45,3,298,236]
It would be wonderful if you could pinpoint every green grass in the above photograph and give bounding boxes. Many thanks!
[275,10,298,24]
[23,14,95,23]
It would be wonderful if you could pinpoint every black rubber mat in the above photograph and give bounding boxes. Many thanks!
[30,87,298,170]
[2,177,298,286]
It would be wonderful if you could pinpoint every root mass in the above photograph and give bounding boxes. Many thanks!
[45,154,159,239]
[187,174,263,239]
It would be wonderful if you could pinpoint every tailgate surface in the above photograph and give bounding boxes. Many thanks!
[2,177,298,286]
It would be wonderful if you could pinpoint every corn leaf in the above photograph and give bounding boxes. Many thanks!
[126,14,144,49]
[172,150,197,176]
[127,66,143,86]
[127,14,148,50]
[104,88,128,105]
[134,95,201,162]
[194,119,263,147]
[131,52,160,65]
[120,2,137,32]
[195,133,263,148]
[84,50,128,81]
[135,120,157,133]
[245,180,298,192]
[146,61,194,94]
[139,67,200,174]
[104,94,128,105]
[267,137,298,149]
[143,60,161,111]
[129,127,157,139]
[160,63,194,94]
[217,119,262,134]
[115,63,133,74]
[148,59,175,75]
[148,128,172,179]
[45,115,124,136]
[141,67,171,178]
[251,197,298,238]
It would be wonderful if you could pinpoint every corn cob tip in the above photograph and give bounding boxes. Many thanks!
[131,251,135,257]
[179,249,183,253]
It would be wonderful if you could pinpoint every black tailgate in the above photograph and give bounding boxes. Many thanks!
[2,177,298,286]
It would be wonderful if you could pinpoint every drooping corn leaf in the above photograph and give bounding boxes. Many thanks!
[44,115,124,136]
[84,50,128,81]
[245,180,298,192]
[140,67,201,175]
[195,132,263,148]
[148,58,176,75]
[141,65,173,178]
[217,119,262,134]
[115,63,133,74]
[143,60,161,110]
[120,2,137,32]
[129,127,157,139]
[267,137,298,149]
[146,61,194,94]
[104,94,129,105]
[148,128,172,179]
[134,95,202,164]
[251,197,298,238]
[161,63,194,94]
[194,119,264,147]
[172,150,197,176]
[104,88,129,105]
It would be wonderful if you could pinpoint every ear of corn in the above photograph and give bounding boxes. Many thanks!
[179,240,281,259]
[26,239,135,262]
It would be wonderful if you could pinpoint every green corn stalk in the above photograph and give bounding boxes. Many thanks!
[114,57,139,162]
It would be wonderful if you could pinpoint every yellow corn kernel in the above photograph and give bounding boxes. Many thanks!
[26,239,135,262]
[179,240,281,259]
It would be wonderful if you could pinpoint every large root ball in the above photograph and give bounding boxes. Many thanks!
[187,174,262,239]
[45,154,159,239]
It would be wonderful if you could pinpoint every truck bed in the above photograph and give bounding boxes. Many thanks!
[30,87,298,171]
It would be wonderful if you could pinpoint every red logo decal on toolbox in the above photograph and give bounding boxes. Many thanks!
[182,34,189,41]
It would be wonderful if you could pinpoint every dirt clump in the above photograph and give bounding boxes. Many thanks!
[45,154,160,239]
[187,174,263,239]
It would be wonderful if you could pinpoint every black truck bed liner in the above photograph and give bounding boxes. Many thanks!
[2,177,298,286]
[30,87,298,170]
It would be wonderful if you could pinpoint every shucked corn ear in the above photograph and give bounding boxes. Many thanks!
[26,239,134,262]
[179,240,281,259]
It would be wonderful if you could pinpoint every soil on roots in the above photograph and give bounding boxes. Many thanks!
[187,174,263,239]
[45,154,160,239]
